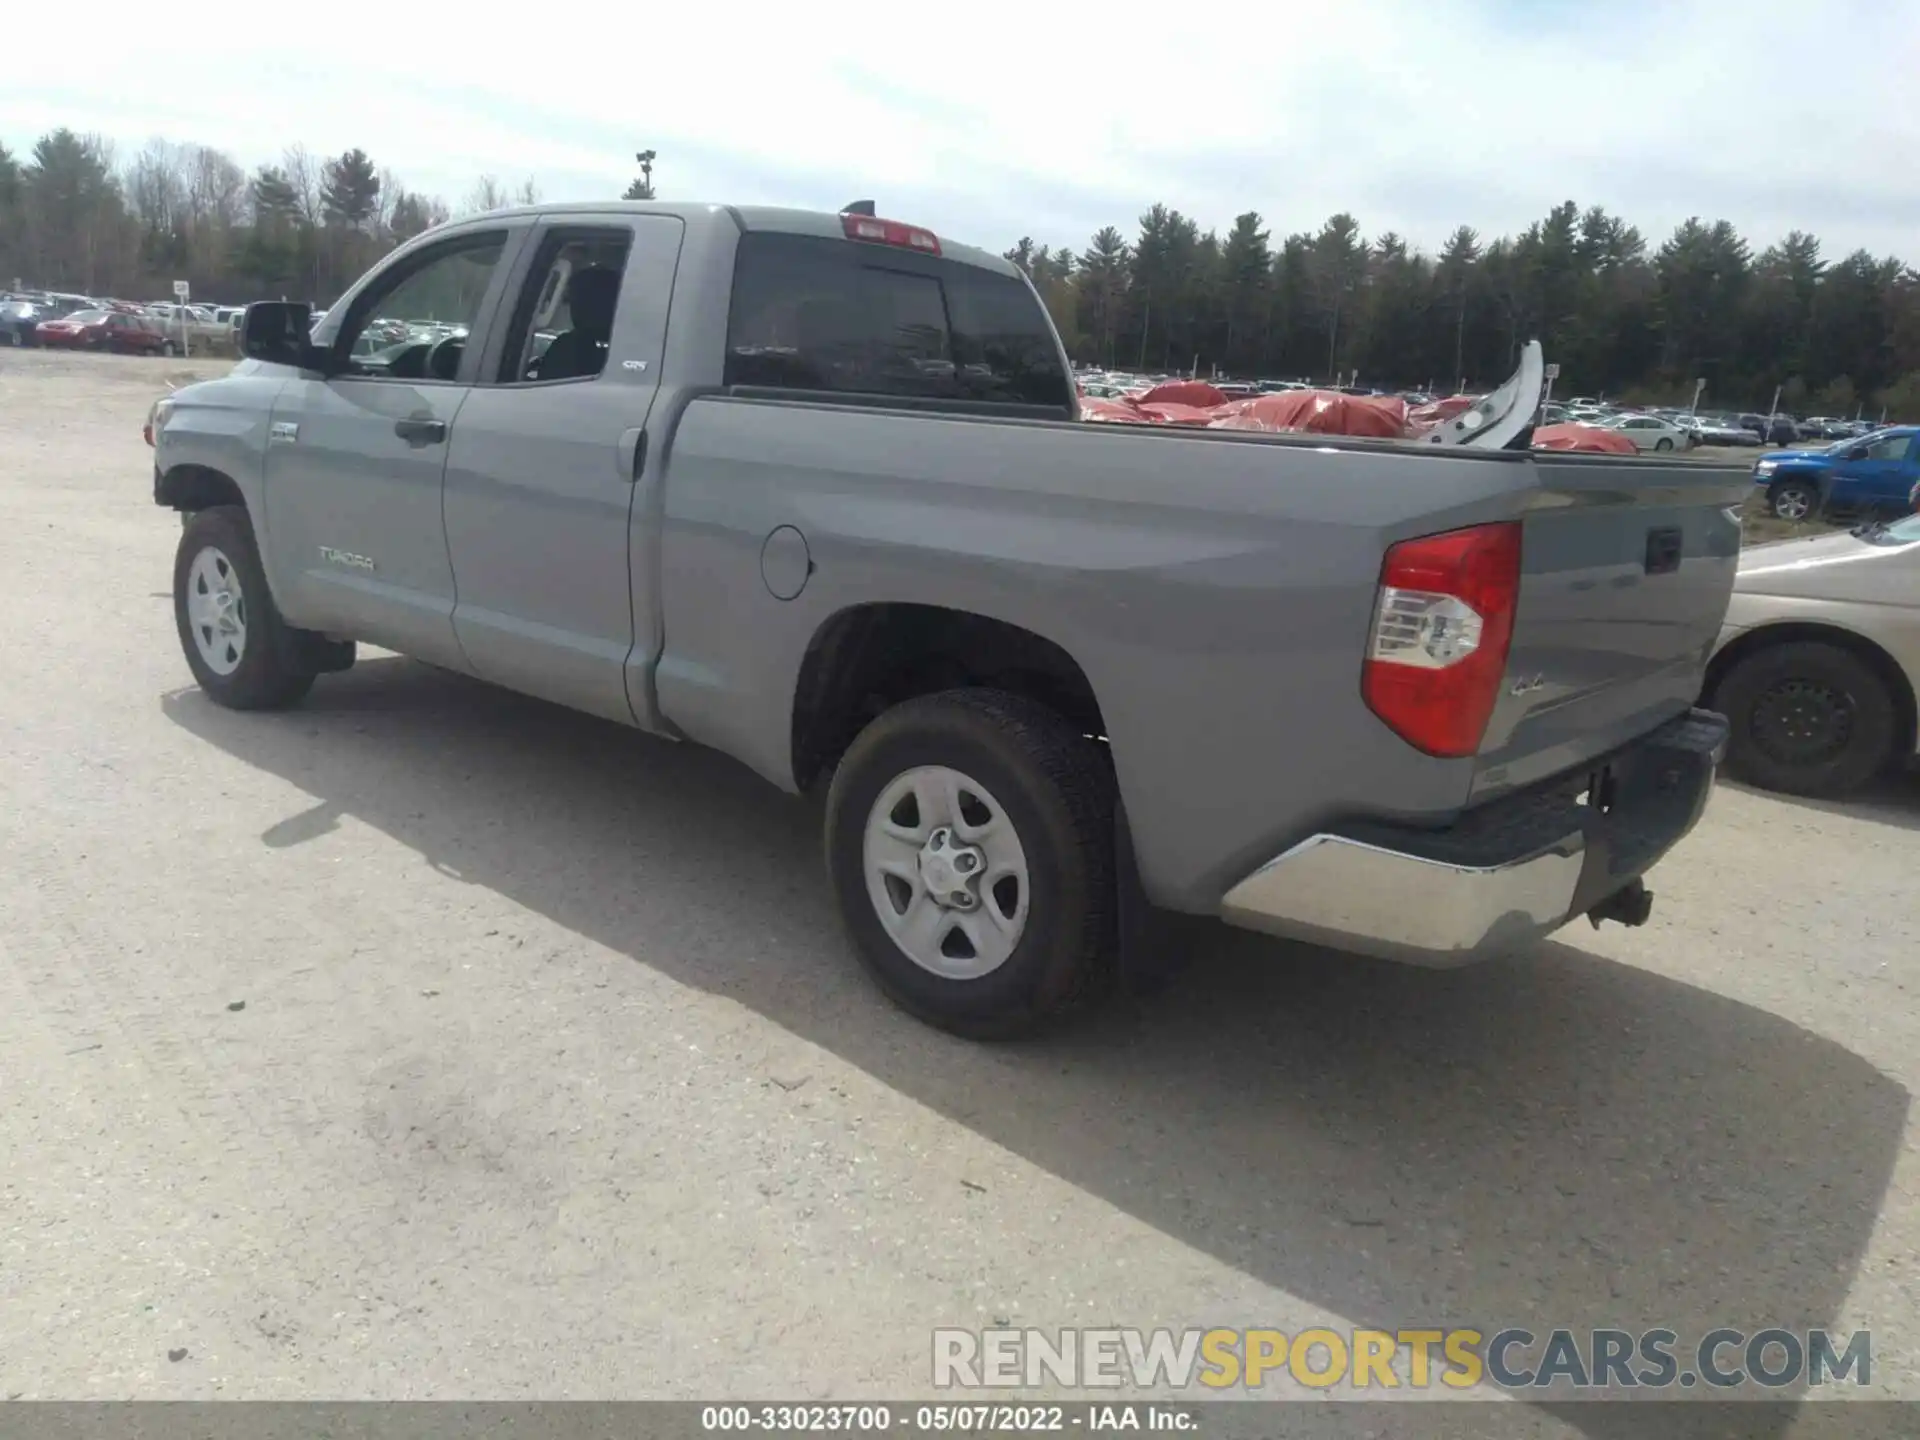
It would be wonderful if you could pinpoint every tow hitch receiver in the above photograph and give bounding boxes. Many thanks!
[1588,878,1654,930]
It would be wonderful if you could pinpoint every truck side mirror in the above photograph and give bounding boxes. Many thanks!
[241,301,329,372]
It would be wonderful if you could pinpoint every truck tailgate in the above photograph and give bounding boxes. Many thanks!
[1471,456,1749,799]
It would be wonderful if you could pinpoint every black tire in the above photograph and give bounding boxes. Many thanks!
[825,689,1117,1039]
[1655,436,1674,451]
[160,340,178,357]
[173,505,318,710]
[1711,640,1897,797]
[1768,479,1818,521]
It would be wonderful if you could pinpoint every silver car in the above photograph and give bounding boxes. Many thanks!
[1706,514,1920,795]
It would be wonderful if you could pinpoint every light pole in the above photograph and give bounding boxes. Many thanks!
[635,149,656,198]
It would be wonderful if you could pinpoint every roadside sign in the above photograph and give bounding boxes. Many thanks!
[1544,363,1561,380]
[171,280,192,356]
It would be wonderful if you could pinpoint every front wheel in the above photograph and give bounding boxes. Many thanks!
[1768,480,1818,521]
[825,689,1117,1038]
[160,340,178,357]
[1712,640,1897,797]
[173,506,317,709]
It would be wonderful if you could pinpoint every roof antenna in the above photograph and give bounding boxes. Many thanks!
[842,200,877,217]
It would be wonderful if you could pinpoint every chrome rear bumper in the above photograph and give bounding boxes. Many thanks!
[1219,709,1729,967]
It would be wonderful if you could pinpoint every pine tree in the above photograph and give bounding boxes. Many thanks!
[320,148,381,230]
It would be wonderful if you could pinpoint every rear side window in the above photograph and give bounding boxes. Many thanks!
[724,232,1069,412]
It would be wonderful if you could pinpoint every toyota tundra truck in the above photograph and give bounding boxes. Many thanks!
[148,200,1745,1037]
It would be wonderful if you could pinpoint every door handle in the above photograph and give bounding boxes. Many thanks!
[619,426,649,484]
[394,416,447,445]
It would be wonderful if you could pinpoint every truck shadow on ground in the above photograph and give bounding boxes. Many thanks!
[1723,769,1920,835]
[163,659,1908,1438]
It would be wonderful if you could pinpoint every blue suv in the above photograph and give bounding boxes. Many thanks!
[1754,427,1920,520]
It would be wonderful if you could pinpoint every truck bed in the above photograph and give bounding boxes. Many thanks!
[651,393,1751,911]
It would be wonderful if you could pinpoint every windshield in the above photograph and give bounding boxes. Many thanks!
[1872,514,1920,544]
[62,309,107,323]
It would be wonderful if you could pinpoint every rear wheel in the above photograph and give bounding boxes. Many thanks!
[1655,436,1674,451]
[160,340,178,357]
[825,689,1117,1038]
[1712,640,1896,797]
[1768,479,1817,521]
[173,506,319,710]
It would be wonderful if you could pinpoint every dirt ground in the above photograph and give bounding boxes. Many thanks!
[2,350,1916,1431]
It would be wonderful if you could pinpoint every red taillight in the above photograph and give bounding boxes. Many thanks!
[1362,521,1522,758]
[840,213,941,255]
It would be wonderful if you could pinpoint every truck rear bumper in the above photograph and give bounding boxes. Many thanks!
[1219,708,1729,966]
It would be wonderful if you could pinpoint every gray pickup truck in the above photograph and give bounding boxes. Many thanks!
[149,200,1745,1036]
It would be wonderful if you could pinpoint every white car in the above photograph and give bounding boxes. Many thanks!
[1605,414,1694,452]
[1707,512,1920,795]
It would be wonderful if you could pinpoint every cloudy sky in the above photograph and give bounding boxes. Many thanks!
[6,0,1917,264]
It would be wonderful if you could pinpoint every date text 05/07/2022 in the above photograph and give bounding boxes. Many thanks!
[699,1403,1198,1433]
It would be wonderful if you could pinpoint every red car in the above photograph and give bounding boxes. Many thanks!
[34,308,175,356]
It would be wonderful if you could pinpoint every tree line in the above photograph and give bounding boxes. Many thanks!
[2,126,1915,417]
[1016,206,1920,418]
[0,129,568,316]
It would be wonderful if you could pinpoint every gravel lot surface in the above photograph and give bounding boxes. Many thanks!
[2,350,1915,1434]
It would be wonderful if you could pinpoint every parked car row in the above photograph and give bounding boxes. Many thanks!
[2,289,267,352]
[1553,396,1896,449]
[0,293,95,347]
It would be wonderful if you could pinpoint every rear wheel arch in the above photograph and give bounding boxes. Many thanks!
[1707,622,1916,759]
[790,603,1110,796]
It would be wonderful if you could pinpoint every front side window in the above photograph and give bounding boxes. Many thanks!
[495,227,633,384]
[337,234,507,381]
[1864,433,1909,461]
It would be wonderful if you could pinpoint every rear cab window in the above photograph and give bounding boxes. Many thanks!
[723,232,1072,417]
[493,227,634,385]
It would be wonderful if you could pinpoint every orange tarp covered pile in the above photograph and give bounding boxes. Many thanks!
[1207,390,1410,438]
[1135,379,1230,409]
[1529,422,1637,454]
[1079,386,1428,438]
[1078,384,1612,453]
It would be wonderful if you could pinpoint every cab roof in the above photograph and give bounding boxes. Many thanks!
[442,200,1019,279]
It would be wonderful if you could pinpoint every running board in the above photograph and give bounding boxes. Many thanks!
[1421,340,1546,449]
